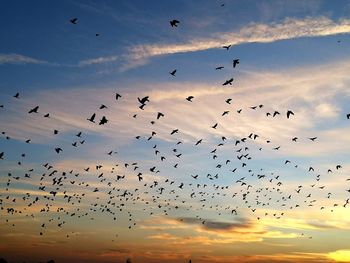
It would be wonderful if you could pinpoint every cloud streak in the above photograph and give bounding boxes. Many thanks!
[0,53,48,65]
[78,55,119,67]
[128,16,350,65]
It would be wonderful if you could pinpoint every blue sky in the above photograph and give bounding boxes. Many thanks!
[1,1,350,263]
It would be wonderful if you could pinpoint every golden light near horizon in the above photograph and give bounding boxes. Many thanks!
[328,250,350,262]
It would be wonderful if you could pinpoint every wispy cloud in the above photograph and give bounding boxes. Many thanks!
[127,16,350,67]
[78,55,119,67]
[0,53,48,65]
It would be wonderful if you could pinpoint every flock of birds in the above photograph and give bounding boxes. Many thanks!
[1,15,350,263]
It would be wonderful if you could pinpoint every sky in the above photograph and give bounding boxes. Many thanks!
[1,0,350,262]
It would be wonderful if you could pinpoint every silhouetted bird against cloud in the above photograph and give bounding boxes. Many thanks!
[116,93,122,100]
[222,45,231,50]
[99,116,108,125]
[233,59,239,68]
[99,104,107,109]
[287,110,294,119]
[157,112,164,119]
[87,113,96,123]
[222,78,233,85]
[138,96,149,104]
[28,106,39,113]
[186,96,194,102]
[13,92,19,98]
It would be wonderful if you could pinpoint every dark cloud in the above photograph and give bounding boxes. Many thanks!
[176,217,253,232]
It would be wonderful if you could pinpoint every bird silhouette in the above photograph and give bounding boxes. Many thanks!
[186,96,194,102]
[222,78,233,85]
[70,18,78,24]
[287,110,294,118]
[170,69,177,76]
[28,106,39,114]
[99,116,108,125]
[233,59,239,68]
[222,45,231,50]
[170,20,180,27]
[116,93,122,100]
[87,113,96,123]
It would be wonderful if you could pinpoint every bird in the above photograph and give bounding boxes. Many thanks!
[157,112,164,119]
[170,69,177,76]
[138,96,149,104]
[87,113,96,123]
[195,139,202,145]
[211,123,218,129]
[0,152,4,159]
[170,19,180,27]
[273,111,280,117]
[233,59,239,68]
[309,137,317,141]
[347,113,350,119]
[222,45,231,50]
[13,92,19,98]
[99,116,108,125]
[99,104,107,109]
[70,18,78,24]
[215,66,224,70]
[186,96,194,102]
[287,110,294,119]
[55,148,62,154]
[28,106,39,114]
[171,129,179,135]
[225,98,232,104]
[222,78,233,85]
[116,93,122,100]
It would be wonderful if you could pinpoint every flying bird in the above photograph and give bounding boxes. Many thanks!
[170,69,177,76]
[233,59,239,68]
[99,116,108,125]
[157,112,164,119]
[116,93,122,100]
[215,66,224,70]
[70,18,78,24]
[186,96,194,102]
[222,45,231,50]
[287,110,294,119]
[87,113,96,123]
[138,96,149,104]
[170,20,180,27]
[28,106,39,114]
[55,148,62,154]
[222,78,233,85]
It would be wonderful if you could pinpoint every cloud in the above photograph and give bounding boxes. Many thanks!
[0,53,48,65]
[127,16,350,66]
[78,55,119,67]
[176,217,253,232]
[328,249,350,262]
